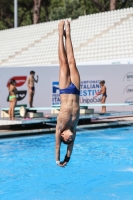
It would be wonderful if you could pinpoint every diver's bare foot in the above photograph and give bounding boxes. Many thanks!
[58,20,64,36]
[65,20,70,36]
[11,117,16,120]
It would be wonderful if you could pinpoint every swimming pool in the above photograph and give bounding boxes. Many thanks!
[0,127,133,200]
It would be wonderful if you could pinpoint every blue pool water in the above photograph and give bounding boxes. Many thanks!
[0,127,133,200]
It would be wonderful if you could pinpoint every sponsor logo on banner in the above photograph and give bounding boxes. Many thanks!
[123,72,133,82]
[16,91,27,101]
[123,85,133,94]
[52,80,102,105]
[80,80,101,103]
[52,82,60,105]
[125,97,133,104]
[7,76,27,102]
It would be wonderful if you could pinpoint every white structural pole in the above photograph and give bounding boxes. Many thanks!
[14,0,18,28]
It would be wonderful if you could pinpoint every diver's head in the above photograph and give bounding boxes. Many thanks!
[30,70,35,77]
[100,80,105,87]
[10,79,16,86]
[61,128,74,145]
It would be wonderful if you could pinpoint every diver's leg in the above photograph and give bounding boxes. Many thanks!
[31,92,34,107]
[9,101,12,120]
[101,96,106,113]
[12,98,17,119]
[58,20,71,89]
[103,96,106,113]
[29,91,33,107]
[65,20,80,90]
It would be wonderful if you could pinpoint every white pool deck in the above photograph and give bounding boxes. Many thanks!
[0,118,56,126]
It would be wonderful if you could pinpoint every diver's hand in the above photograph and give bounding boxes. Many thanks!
[60,161,67,167]
[56,161,63,167]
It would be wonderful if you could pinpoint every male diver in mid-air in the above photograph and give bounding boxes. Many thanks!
[55,20,80,167]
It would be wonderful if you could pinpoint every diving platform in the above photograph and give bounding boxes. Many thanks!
[0,103,133,139]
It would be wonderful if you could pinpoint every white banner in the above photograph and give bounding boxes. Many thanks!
[80,80,102,104]
[52,80,102,105]
[0,64,133,115]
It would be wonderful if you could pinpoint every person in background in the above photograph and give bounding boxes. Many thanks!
[95,80,107,113]
[27,71,39,107]
[8,79,17,120]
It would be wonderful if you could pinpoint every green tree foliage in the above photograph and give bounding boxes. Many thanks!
[0,0,14,29]
[80,0,98,15]
[0,0,33,29]
[49,0,84,20]
[0,0,132,30]
[18,0,33,25]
